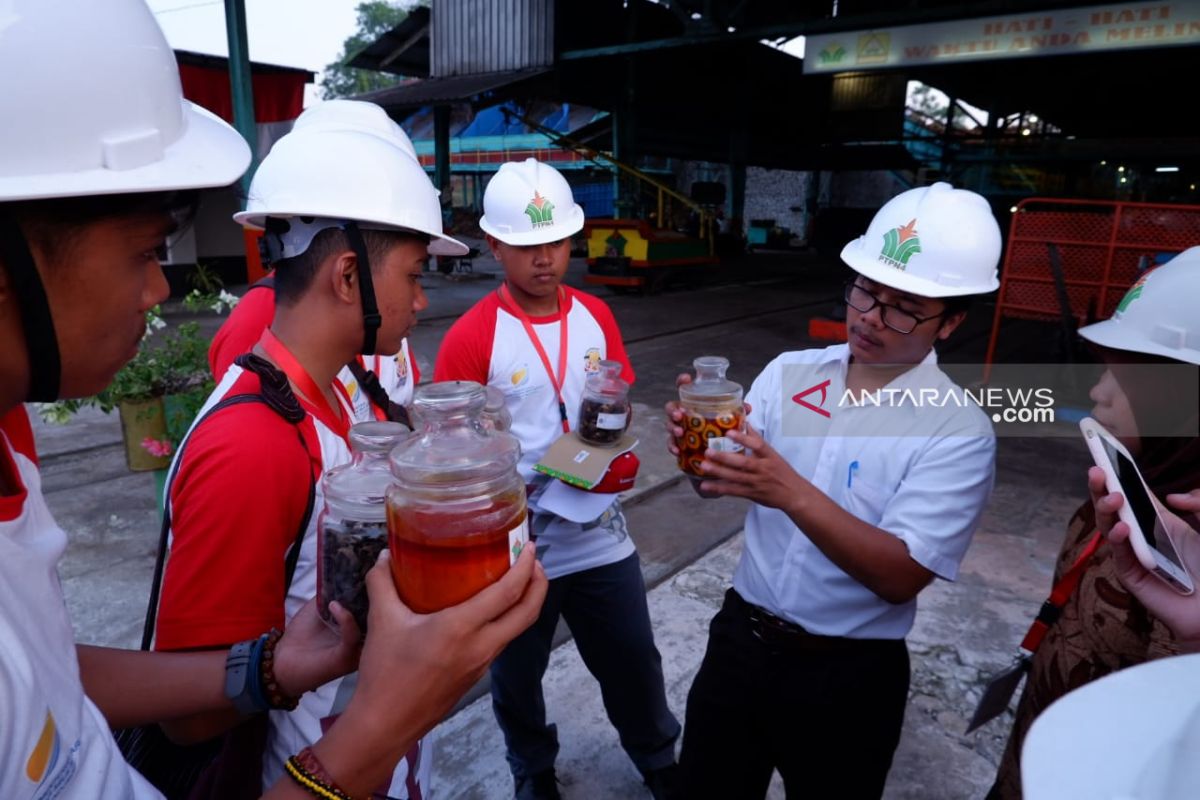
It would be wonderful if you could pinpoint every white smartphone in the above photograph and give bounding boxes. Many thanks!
[1080,417,1194,595]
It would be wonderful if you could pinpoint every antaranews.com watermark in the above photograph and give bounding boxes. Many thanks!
[779,362,1197,438]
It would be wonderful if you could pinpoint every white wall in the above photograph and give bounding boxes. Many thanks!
[744,167,813,241]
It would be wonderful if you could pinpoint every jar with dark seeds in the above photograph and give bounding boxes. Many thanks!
[318,420,412,635]
[319,519,388,634]
[578,359,632,446]
[578,395,631,445]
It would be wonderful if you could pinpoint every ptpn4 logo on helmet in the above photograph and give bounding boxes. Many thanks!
[524,190,555,228]
[1114,269,1154,316]
[879,218,921,271]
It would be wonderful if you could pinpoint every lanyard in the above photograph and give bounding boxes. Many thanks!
[259,329,351,442]
[498,283,570,433]
[1019,530,1104,653]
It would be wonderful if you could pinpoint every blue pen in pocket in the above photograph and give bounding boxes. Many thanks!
[847,460,860,488]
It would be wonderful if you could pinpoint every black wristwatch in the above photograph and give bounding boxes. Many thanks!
[224,638,262,716]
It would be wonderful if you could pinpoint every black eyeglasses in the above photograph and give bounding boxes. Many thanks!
[844,282,944,335]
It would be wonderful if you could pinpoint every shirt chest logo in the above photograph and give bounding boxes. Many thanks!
[25,710,59,783]
[510,363,531,387]
[583,348,602,374]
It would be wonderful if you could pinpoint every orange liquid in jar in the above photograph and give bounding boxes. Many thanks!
[676,408,745,477]
[388,498,527,613]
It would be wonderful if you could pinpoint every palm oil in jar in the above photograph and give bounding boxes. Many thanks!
[387,381,528,613]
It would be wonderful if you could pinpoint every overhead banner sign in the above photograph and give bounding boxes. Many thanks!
[804,1,1200,73]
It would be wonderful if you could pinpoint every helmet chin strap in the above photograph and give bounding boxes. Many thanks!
[0,215,61,401]
[340,221,381,356]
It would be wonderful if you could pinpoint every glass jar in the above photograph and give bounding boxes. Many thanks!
[387,381,529,613]
[481,385,513,433]
[677,356,745,480]
[577,360,632,446]
[318,420,412,633]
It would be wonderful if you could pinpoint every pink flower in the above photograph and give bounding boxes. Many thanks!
[141,437,174,458]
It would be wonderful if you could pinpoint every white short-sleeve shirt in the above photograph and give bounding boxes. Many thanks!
[733,344,996,639]
[435,287,638,579]
[0,425,161,799]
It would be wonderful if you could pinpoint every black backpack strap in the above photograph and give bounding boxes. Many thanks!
[283,449,316,588]
[345,358,413,429]
[137,356,316,651]
[249,274,275,292]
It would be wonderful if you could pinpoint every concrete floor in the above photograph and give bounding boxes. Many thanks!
[34,244,1094,798]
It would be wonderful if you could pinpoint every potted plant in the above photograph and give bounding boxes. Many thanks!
[38,287,238,495]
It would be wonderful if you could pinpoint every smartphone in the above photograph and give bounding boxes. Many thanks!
[1080,417,1194,595]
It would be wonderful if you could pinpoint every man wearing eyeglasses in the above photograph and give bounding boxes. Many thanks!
[667,183,1000,800]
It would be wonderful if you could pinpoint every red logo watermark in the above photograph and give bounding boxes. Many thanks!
[792,379,833,418]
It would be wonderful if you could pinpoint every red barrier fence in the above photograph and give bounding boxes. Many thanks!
[984,198,1200,379]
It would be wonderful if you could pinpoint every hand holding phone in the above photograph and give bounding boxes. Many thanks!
[1089,472,1200,648]
[1080,417,1194,595]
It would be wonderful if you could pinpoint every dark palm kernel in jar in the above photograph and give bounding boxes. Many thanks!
[319,520,388,633]
[577,396,631,445]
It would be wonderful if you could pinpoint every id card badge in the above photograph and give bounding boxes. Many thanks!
[966,653,1032,734]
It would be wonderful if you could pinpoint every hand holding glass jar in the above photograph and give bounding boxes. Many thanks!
[672,356,745,488]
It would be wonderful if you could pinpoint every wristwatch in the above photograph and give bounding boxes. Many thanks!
[224,638,262,715]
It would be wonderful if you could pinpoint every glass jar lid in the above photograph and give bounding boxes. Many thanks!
[324,420,411,521]
[483,385,507,415]
[348,420,410,455]
[587,359,629,398]
[389,381,522,485]
[679,356,742,405]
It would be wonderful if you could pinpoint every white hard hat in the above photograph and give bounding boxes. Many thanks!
[479,158,585,246]
[288,99,418,162]
[1022,653,1200,800]
[0,0,249,202]
[233,102,467,257]
[840,182,1001,298]
[1078,247,1200,365]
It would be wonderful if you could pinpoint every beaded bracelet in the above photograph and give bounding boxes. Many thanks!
[284,747,354,800]
[259,627,299,711]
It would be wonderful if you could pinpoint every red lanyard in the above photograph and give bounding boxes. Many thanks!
[1019,530,1103,653]
[259,329,351,441]
[498,283,570,433]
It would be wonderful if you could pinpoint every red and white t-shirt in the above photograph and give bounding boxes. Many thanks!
[154,368,429,798]
[0,408,161,799]
[434,286,637,579]
[208,281,420,417]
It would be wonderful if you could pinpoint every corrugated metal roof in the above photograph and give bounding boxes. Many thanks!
[346,6,431,78]
[355,68,550,110]
[432,0,554,78]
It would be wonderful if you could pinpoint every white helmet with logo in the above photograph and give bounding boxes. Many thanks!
[0,0,249,202]
[233,101,467,257]
[840,182,1001,298]
[479,158,585,246]
[1078,246,1200,365]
